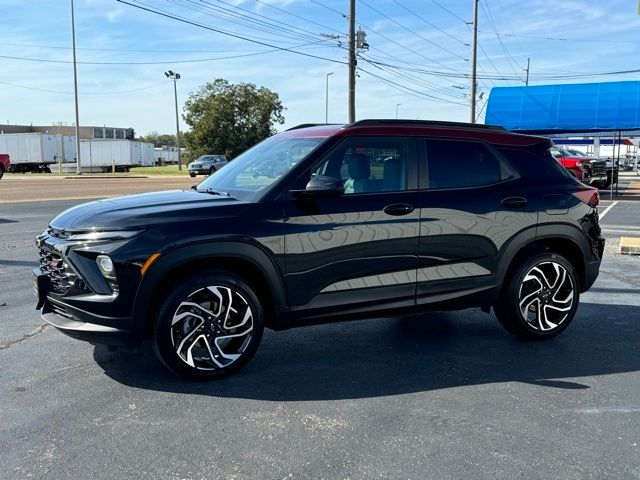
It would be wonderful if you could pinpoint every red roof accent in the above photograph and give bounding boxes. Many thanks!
[276,123,548,146]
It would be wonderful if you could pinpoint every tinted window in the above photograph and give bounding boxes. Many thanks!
[499,147,573,181]
[312,137,410,194]
[426,140,502,189]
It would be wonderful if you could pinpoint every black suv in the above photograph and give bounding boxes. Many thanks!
[34,120,604,379]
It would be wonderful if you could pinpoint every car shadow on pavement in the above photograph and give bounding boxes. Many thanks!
[96,302,640,400]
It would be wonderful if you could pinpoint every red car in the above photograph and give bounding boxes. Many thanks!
[550,147,587,180]
[549,147,608,186]
[0,154,10,179]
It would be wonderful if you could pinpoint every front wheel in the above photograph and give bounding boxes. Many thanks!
[153,270,264,379]
[0,165,4,179]
[495,253,579,339]
[189,172,196,178]
[209,166,216,176]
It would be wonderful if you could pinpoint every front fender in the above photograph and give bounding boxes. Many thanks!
[131,239,288,339]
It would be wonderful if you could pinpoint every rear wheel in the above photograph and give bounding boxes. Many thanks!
[153,270,264,379]
[495,252,579,339]
[0,165,4,179]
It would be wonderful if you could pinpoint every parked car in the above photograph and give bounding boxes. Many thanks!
[0,153,10,179]
[565,148,616,188]
[34,120,604,379]
[549,147,607,187]
[187,155,228,177]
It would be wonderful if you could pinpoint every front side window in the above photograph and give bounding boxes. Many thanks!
[311,137,410,194]
[197,136,325,201]
[425,139,504,189]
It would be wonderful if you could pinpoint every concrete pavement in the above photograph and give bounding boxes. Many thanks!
[1,198,640,479]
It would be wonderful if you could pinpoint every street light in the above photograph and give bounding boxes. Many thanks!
[325,72,334,124]
[395,103,402,119]
[164,70,182,170]
[70,0,81,175]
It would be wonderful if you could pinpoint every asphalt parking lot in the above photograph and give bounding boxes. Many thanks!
[1,186,640,479]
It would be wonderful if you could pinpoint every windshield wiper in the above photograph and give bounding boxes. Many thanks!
[196,187,233,198]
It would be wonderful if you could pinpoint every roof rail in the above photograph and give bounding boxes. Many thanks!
[348,119,506,131]
[286,123,341,131]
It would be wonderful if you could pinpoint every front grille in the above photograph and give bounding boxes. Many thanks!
[38,249,77,294]
[590,160,606,176]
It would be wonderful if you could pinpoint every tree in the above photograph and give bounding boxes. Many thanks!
[183,79,285,160]
[137,132,177,148]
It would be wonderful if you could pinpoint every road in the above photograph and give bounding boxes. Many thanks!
[0,175,196,204]
[1,193,640,479]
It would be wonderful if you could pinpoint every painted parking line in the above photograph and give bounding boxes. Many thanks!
[599,200,618,220]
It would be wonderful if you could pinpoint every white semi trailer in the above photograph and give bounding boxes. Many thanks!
[0,133,76,172]
[54,139,156,173]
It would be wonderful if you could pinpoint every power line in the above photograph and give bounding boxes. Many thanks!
[390,0,468,46]
[167,0,329,45]
[359,0,468,62]
[308,0,347,19]
[359,54,467,99]
[358,66,468,105]
[115,0,348,65]
[0,41,325,54]
[0,40,334,65]
[0,79,166,95]
[251,0,346,36]
[479,0,521,74]
[430,0,467,24]
[478,30,638,44]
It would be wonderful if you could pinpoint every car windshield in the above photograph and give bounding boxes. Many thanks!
[196,136,326,200]
[197,156,217,162]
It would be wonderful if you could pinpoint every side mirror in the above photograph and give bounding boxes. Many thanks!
[291,175,344,199]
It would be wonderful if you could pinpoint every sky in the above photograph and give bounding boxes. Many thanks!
[1,0,639,137]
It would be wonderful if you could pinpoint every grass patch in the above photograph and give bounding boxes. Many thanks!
[130,164,189,175]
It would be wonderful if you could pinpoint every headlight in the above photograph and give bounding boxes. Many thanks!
[67,230,142,241]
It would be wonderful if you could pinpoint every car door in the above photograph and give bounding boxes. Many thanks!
[282,136,421,317]
[414,138,537,305]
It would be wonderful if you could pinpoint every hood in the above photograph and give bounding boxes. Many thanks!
[50,189,248,231]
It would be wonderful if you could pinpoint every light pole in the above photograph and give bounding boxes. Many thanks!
[325,72,334,124]
[395,103,402,119]
[70,0,81,174]
[164,70,182,170]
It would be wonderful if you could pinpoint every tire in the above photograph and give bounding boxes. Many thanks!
[152,270,264,379]
[0,165,4,179]
[209,166,216,176]
[189,173,196,178]
[494,252,579,340]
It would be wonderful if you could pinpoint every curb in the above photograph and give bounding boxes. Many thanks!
[63,175,149,179]
[619,237,640,255]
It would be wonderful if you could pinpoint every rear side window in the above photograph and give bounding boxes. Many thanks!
[425,139,507,189]
[498,147,572,181]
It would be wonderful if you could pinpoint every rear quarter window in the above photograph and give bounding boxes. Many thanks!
[498,147,573,181]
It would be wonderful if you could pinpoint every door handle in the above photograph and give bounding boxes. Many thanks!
[501,196,528,208]
[383,203,415,216]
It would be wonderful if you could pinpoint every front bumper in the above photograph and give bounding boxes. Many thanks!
[33,232,144,346]
[587,174,607,185]
[188,168,212,175]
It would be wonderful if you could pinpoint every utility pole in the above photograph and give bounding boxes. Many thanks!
[70,0,81,174]
[325,72,334,124]
[524,57,531,86]
[396,103,402,119]
[469,0,479,124]
[348,0,356,123]
[165,71,182,170]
